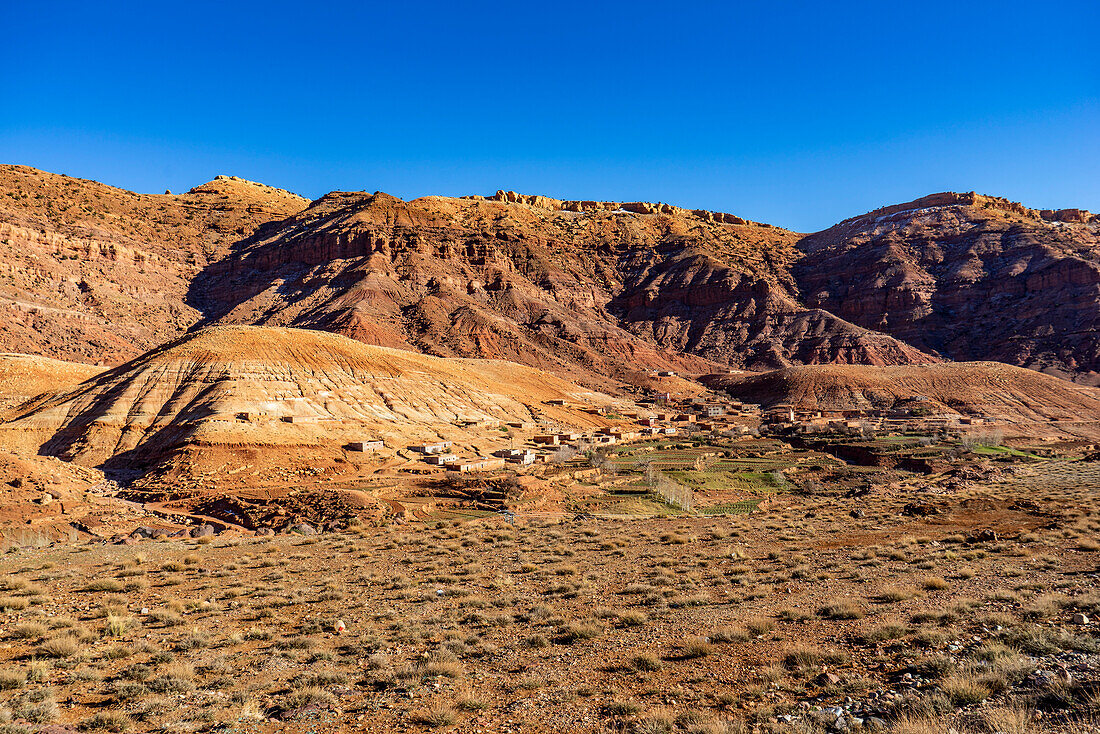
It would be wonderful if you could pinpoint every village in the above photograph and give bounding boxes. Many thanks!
[341,372,1001,478]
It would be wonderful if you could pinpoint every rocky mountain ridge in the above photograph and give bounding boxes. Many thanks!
[796,192,1100,383]
[193,187,933,387]
[1,165,1098,388]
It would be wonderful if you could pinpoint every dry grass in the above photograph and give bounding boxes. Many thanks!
[0,458,1095,732]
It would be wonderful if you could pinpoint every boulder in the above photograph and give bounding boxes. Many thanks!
[189,524,216,538]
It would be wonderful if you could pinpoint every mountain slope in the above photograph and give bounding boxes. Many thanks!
[3,169,1099,388]
[795,192,1100,384]
[0,325,620,476]
[0,353,103,413]
[190,189,935,386]
[0,166,308,364]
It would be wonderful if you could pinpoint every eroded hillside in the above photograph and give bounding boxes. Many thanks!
[3,169,1100,389]
[0,166,308,364]
[0,325,624,484]
[192,190,933,386]
[796,192,1100,384]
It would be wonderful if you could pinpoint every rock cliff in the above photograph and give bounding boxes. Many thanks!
[795,192,1100,384]
[192,189,933,387]
[3,168,1099,388]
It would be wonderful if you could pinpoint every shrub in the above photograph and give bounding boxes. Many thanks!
[11,622,47,640]
[604,700,644,716]
[416,704,457,727]
[862,623,908,643]
[877,586,918,603]
[0,668,26,689]
[103,615,132,638]
[940,673,990,706]
[922,576,950,591]
[0,596,30,611]
[634,708,676,734]
[710,626,750,643]
[744,616,775,635]
[79,711,133,731]
[680,637,712,659]
[555,621,603,643]
[283,686,335,709]
[83,579,124,593]
[456,694,488,711]
[38,636,80,658]
[783,644,844,670]
[818,601,865,620]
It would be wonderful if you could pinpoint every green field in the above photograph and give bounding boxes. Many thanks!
[696,498,765,515]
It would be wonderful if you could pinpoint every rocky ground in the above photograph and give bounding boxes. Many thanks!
[0,460,1097,733]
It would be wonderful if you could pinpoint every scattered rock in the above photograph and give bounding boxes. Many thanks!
[189,524,215,538]
[967,529,998,543]
[1072,613,1090,626]
[271,702,328,721]
[902,501,940,517]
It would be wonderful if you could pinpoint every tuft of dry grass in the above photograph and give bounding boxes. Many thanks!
[818,601,865,619]
[922,575,950,591]
[416,704,458,727]
[679,637,713,659]
[80,710,133,731]
[37,635,80,659]
[0,667,27,689]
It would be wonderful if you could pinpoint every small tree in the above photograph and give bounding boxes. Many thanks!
[651,470,694,511]
[550,445,577,464]
[692,453,717,472]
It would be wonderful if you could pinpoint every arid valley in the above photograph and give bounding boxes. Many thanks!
[0,164,1094,734]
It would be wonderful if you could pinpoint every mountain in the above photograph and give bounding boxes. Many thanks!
[2,167,1099,389]
[794,193,1100,384]
[0,166,308,365]
[0,325,622,487]
[191,189,933,387]
[703,362,1100,438]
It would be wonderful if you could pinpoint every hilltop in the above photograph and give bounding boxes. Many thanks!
[796,192,1100,384]
[0,352,102,413]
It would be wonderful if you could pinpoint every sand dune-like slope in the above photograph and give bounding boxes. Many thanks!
[0,325,616,471]
[0,353,103,413]
[705,362,1100,431]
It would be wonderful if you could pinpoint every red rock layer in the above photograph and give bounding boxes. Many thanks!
[795,193,1100,384]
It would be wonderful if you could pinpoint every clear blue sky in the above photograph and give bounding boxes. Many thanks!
[2,1,1097,232]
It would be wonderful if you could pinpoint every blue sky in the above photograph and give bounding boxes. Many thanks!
[2,1,1096,231]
